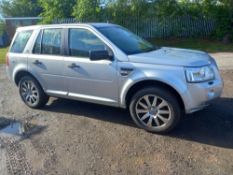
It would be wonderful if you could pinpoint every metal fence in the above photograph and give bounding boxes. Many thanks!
[53,16,216,39]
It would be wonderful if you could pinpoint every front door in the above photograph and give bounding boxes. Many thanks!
[64,28,119,106]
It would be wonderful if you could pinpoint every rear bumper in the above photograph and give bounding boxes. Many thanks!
[183,77,223,114]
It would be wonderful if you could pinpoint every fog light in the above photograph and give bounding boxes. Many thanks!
[208,90,215,99]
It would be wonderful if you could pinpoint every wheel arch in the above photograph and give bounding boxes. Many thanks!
[124,80,185,111]
[14,70,42,87]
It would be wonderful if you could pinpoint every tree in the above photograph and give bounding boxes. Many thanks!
[39,0,76,23]
[72,0,100,22]
[105,0,131,21]
[105,0,183,20]
[0,0,42,17]
[152,0,183,18]
[211,0,233,42]
[181,0,233,41]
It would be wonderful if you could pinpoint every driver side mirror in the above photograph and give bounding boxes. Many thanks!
[89,50,113,61]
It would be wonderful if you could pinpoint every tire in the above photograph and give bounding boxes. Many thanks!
[129,87,181,133]
[19,75,49,108]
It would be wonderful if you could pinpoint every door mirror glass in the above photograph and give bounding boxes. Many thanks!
[89,50,113,61]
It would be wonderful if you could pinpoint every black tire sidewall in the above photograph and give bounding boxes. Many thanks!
[129,87,181,133]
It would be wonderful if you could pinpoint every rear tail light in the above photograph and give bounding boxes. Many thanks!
[6,53,9,66]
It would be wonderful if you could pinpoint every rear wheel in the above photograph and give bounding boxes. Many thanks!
[19,75,49,108]
[129,87,181,133]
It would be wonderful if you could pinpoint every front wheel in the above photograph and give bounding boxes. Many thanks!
[129,87,181,133]
[19,75,49,108]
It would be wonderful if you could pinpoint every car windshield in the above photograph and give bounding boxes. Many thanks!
[97,26,157,55]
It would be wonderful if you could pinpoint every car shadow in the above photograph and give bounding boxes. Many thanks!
[43,97,233,149]
[170,97,233,149]
[44,98,134,127]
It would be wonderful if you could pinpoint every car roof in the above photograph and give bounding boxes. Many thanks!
[16,23,118,32]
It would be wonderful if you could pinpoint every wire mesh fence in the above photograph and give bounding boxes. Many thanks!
[53,16,216,39]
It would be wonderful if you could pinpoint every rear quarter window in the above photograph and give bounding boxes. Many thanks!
[10,30,33,53]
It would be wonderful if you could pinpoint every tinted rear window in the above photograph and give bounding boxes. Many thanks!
[10,30,32,53]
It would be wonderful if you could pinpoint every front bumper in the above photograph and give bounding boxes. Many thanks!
[183,75,223,114]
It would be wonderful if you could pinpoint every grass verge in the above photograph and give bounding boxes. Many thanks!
[0,47,8,64]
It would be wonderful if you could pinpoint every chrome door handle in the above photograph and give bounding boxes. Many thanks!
[33,60,42,65]
[68,63,80,69]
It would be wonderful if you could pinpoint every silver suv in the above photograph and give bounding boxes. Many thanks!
[6,23,223,133]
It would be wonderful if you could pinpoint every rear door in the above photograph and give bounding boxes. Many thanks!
[28,28,67,96]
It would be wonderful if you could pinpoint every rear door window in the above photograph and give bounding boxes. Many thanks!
[10,30,32,53]
[41,28,62,55]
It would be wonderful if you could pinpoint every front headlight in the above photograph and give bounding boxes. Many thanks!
[185,66,215,83]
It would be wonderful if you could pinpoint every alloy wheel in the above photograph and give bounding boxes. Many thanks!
[20,80,39,106]
[135,95,171,129]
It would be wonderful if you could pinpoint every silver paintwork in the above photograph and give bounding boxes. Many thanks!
[6,23,224,114]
